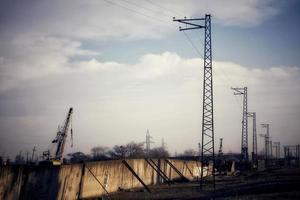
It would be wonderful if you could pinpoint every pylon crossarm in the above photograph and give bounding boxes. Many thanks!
[173,18,205,21]
[180,27,204,31]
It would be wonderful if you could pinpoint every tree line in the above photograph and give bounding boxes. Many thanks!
[67,141,170,163]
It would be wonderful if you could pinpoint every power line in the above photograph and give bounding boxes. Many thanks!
[180,26,238,86]
[144,0,185,17]
[103,0,172,26]
[183,31,202,56]
[122,0,171,18]
[104,0,243,110]
[180,28,243,109]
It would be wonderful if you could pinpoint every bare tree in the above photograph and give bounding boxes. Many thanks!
[67,152,90,163]
[108,145,127,159]
[91,146,109,160]
[181,149,198,157]
[108,142,145,159]
[126,142,145,158]
[149,147,169,158]
[15,153,25,164]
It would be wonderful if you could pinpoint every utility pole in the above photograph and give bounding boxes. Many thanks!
[161,138,167,150]
[277,142,281,158]
[273,142,280,165]
[296,144,300,167]
[17,151,23,164]
[261,123,270,167]
[31,146,36,162]
[284,146,290,167]
[247,112,257,168]
[145,129,154,156]
[198,142,201,157]
[274,142,280,159]
[218,138,223,156]
[284,145,300,167]
[26,152,29,164]
[174,14,215,190]
[270,140,273,159]
[232,87,248,163]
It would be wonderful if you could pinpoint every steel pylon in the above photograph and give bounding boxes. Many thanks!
[247,112,257,168]
[231,87,248,163]
[174,14,215,190]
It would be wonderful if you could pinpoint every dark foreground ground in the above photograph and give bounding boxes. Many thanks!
[103,168,300,200]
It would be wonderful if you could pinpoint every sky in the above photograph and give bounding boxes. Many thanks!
[0,0,300,159]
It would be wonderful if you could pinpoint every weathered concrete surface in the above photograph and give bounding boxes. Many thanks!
[56,164,83,200]
[0,159,200,200]
[21,166,61,199]
[0,166,23,200]
[80,159,200,198]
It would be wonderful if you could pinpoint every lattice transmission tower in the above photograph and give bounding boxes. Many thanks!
[174,14,215,189]
[247,112,257,168]
[231,87,248,163]
[261,123,270,167]
[145,129,154,156]
[273,142,280,159]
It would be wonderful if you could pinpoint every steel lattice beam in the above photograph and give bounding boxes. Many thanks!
[260,123,270,167]
[174,14,215,190]
[232,87,248,163]
[247,112,257,168]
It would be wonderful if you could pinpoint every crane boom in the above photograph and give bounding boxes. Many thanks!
[52,107,73,161]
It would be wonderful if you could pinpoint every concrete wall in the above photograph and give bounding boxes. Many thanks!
[0,159,201,200]
[0,166,23,200]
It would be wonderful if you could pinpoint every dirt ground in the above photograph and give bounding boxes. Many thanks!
[103,168,300,200]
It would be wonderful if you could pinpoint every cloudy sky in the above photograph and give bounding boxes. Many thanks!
[0,0,300,159]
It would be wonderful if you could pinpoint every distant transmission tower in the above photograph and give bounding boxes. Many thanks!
[198,142,201,157]
[174,14,215,190]
[145,129,154,155]
[161,138,167,150]
[261,123,270,167]
[270,140,273,158]
[247,112,257,168]
[231,87,248,163]
[273,142,280,159]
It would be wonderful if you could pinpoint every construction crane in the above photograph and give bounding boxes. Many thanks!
[42,107,73,165]
[52,107,73,162]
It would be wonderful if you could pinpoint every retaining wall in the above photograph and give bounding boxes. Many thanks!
[0,159,201,200]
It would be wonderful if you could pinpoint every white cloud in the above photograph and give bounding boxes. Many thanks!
[0,0,297,158]
[0,36,98,91]
[193,0,279,26]
[0,0,285,91]
[0,52,299,158]
[0,0,282,42]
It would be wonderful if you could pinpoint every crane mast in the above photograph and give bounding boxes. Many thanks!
[52,107,73,162]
